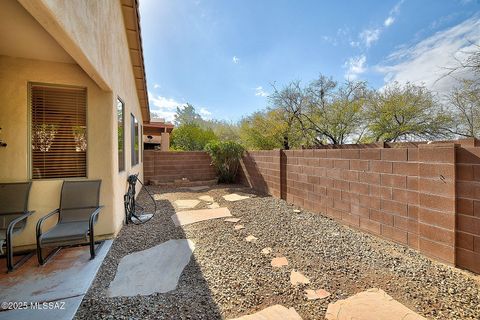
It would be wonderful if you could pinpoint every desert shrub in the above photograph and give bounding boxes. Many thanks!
[205,141,244,183]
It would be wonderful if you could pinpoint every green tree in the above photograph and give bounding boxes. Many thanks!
[171,123,217,151]
[174,103,202,126]
[364,82,452,142]
[448,80,480,138]
[239,108,307,150]
[270,76,369,145]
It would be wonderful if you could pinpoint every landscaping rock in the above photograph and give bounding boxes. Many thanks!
[271,257,288,267]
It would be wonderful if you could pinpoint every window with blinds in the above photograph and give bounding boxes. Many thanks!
[30,84,87,179]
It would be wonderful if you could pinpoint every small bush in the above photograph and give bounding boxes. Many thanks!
[205,141,244,183]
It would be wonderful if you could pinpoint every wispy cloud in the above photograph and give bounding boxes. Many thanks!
[232,56,239,64]
[254,86,269,97]
[360,29,381,47]
[384,16,395,27]
[153,83,161,89]
[148,92,186,122]
[344,54,367,80]
[357,0,403,48]
[376,16,480,93]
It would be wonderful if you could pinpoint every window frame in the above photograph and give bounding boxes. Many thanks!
[28,82,88,180]
[117,97,125,172]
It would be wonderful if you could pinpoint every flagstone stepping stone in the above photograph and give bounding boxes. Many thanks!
[261,247,272,255]
[229,304,303,320]
[223,193,250,202]
[245,235,258,242]
[290,270,310,286]
[325,288,426,320]
[305,289,330,300]
[224,218,241,223]
[208,202,220,209]
[234,224,245,230]
[171,207,232,226]
[187,185,210,191]
[198,195,214,202]
[174,199,200,209]
[271,256,288,267]
[107,239,195,297]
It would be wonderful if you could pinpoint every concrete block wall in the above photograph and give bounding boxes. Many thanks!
[238,140,479,274]
[455,147,480,274]
[144,151,217,183]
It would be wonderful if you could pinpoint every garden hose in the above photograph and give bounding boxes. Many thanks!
[124,174,157,225]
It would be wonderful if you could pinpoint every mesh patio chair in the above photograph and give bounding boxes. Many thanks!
[0,182,35,272]
[36,180,104,265]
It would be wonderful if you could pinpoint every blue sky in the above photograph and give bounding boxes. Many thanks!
[139,0,480,123]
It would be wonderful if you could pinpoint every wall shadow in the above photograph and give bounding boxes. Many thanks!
[75,188,223,319]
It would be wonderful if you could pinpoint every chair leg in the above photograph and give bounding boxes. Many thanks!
[6,228,13,272]
[36,239,44,265]
[38,247,61,266]
[5,231,35,272]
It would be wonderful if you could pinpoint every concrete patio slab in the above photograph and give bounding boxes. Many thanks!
[271,257,288,267]
[171,207,232,226]
[234,224,245,230]
[174,199,200,209]
[325,288,426,320]
[305,289,330,300]
[0,240,112,320]
[245,235,258,242]
[229,304,303,320]
[290,270,310,286]
[224,218,241,223]
[0,295,83,320]
[108,239,195,297]
[223,193,250,202]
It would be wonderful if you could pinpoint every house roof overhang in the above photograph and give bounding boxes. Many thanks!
[121,0,150,122]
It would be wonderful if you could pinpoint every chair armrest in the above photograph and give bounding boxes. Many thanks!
[88,206,104,228]
[6,211,35,235]
[36,209,60,240]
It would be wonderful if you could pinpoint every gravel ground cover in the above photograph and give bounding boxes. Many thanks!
[75,184,480,320]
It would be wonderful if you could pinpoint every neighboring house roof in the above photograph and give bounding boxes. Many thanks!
[144,121,175,133]
[121,0,150,122]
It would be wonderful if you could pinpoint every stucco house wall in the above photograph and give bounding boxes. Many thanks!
[0,0,146,248]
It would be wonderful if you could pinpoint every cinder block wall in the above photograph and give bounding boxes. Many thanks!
[238,139,480,274]
[144,151,217,183]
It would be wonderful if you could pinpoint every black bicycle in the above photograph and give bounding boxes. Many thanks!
[124,174,157,225]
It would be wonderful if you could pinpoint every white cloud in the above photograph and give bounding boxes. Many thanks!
[148,92,186,122]
[344,54,367,80]
[376,16,480,93]
[384,16,395,27]
[153,83,161,89]
[255,86,269,97]
[199,107,212,119]
[232,56,239,64]
[360,28,381,47]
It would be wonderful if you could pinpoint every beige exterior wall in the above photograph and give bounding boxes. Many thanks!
[0,0,145,247]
